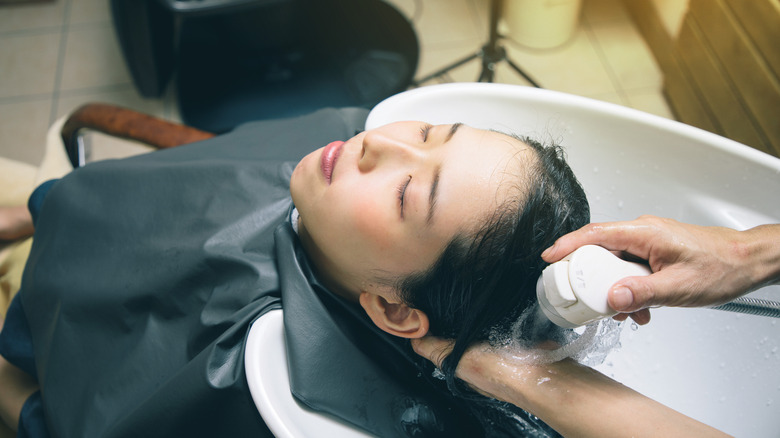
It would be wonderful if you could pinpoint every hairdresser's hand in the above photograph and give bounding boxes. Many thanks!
[542,215,780,324]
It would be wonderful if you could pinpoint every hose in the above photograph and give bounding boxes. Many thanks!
[711,296,780,318]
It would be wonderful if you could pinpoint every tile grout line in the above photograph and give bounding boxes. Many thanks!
[57,82,136,97]
[0,26,63,38]
[0,83,139,107]
[0,94,55,105]
[466,0,486,40]
[48,0,74,126]
[581,16,630,107]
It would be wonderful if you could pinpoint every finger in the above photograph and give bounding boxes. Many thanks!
[629,309,652,325]
[541,222,631,262]
[542,219,658,263]
[612,313,629,322]
[609,271,684,312]
[608,285,636,312]
[612,309,650,325]
[614,267,706,311]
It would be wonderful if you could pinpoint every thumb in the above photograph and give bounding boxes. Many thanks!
[608,275,667,312]
[609,270,695,312]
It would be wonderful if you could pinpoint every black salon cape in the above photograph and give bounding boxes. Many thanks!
[19,108,556,437]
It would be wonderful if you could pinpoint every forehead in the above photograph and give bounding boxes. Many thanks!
[446,126,531,189]
[448,124,527,155]
[432,125,532,237]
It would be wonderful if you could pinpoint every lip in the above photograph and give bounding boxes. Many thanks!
[320,140,345,184]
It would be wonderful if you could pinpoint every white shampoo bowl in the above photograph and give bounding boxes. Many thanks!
[366,83,780,437]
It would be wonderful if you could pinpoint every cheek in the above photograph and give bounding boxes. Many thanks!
[343,192,397,252]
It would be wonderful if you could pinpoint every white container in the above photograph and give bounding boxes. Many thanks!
[504,0,583,49]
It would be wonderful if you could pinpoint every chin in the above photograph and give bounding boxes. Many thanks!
[289,158,309,201]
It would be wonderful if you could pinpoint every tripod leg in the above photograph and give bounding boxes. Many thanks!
[412,51,481,86]
[478,58,496,82]
[504,56,541,88]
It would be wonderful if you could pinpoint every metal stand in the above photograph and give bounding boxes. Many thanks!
[413,0,540,87]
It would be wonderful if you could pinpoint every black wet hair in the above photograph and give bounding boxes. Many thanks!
[397,136,590,396]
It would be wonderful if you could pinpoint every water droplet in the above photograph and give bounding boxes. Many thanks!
[719,396,727,403]
[615,169,622,175]
[630,322,639,331]
[767,399,774,407]
[593,167,599,173]
[719,362,726,369]
[617,201,624,209]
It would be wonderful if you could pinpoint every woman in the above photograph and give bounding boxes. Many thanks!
[0,108,587,437]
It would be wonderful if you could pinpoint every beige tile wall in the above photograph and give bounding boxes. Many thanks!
[0,0,673,167]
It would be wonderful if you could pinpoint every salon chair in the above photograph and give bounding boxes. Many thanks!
[62,82,780,437]
[111,0,418,134]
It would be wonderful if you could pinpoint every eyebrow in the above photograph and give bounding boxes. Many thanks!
[426,167,441,226]
[445,122,462,143]
[426,123,462,226]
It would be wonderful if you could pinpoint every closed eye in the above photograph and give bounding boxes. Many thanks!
[397,175,412,219]
[420,124,433,142]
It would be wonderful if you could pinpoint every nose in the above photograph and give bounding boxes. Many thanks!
[358,131,422,172]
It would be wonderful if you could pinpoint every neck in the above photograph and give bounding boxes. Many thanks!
[296,218,361,303]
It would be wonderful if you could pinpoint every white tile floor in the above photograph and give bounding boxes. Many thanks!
[0,0,673,166]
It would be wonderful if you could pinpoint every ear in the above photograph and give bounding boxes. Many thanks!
[359,292,429,339]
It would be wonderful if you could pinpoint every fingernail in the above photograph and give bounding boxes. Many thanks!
[541,245,554,259]
[611,287,633,310]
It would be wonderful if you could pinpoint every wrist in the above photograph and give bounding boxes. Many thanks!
[740,224,780,290]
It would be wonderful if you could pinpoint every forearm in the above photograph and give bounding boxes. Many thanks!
[476,359,729,438]
[0,206,34,241]
[0,354,38,431]
[0,318,37,432]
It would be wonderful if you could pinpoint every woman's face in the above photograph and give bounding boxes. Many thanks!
[290,121,531,299]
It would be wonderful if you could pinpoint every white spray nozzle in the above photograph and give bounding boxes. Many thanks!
[536,245,652,328]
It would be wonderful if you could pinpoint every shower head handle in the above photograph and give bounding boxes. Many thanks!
[536,245,652,328]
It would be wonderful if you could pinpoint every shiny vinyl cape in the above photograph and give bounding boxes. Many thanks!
[18,108,487,437]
